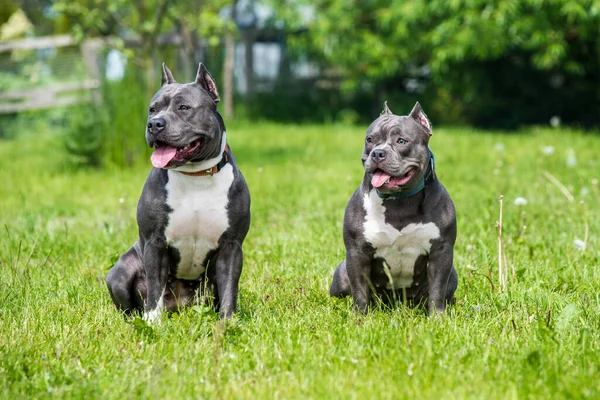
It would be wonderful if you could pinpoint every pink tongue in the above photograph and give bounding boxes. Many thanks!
[391,169,415,186]
[371,171,391,188]
[150,145,178,168]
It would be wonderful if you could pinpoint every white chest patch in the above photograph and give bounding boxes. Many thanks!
[164,164,233,280]
[362,190,440,289]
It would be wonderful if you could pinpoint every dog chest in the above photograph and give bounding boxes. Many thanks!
[164,165,234,280]
[362,191,440,289]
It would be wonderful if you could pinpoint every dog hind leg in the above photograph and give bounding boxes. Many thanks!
[106,241,146,314]
[330,260,351,298]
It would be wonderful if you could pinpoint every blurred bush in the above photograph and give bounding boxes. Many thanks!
[4,0,598,146]
[272,0,600,129]
[64,103,105,167]
[63,64,150,167]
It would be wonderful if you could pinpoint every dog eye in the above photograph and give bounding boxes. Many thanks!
[397,138,408,145]
[178,105,190,111]
[366,137,373,144]
[149,107,156,113]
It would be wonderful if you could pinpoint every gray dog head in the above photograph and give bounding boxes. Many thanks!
[146,63,225,169]
[362,102,433,194]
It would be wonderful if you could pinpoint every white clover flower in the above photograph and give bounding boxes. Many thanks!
[581,187,590,196]
[514,197,528,206]
[494,142,505,151]
[119,197,125,204]
[550,116,561,128]
[466,244,474,251]
[542,146,555,156]
[574,239,586,251]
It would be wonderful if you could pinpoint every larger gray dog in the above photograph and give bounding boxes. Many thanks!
[330,102,457,315]
[106,63,250,321]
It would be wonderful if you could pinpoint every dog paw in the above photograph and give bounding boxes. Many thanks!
[143,309,162,325]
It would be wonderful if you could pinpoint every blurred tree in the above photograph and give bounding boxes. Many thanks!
[54,0,172,91]
[280,0,600,127]
[53,0,234,92]
[172,0,238,115]
[223,0,238,118]
[52,0,238,166]
[0,0,17,26]
[17,0,55,35]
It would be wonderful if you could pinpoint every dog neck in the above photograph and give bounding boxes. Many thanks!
[171,133,229,176]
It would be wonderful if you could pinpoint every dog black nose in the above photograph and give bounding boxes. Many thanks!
[371,149,387,162]
[147,117,166,134]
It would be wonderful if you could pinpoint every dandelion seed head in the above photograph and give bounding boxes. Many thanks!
[514,197,528,206]
[542,146,555,156]
[566,148,577,167]
[574,239,586,251]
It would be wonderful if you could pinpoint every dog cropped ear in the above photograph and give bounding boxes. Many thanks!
[161,63,176,86]
[380,101,393,116]
[409,102,432,136]
[195,63,220,103]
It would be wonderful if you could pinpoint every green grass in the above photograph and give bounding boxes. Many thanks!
[1,122,599,399]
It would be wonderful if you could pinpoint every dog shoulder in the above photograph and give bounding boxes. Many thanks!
[342,188,368,243]
[137,169,170,235]
[423,179,456,241]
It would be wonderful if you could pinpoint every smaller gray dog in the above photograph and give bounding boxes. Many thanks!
[106,63,250,322]
[330,102,457,314]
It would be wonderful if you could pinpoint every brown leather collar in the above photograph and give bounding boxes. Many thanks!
[177,144,230,177]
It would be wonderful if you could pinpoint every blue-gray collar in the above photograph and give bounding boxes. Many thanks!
[375,150,435,200]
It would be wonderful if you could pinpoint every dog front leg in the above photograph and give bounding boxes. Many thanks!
[427,240,455,315]
[213,241,243,319]
[346,249,372,313]
[142,240,169,324]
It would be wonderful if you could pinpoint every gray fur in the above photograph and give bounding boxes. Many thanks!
[106,63,250,319]
[330,102,457,315]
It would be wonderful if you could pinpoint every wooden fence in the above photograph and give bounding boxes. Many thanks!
[0,34,102,114]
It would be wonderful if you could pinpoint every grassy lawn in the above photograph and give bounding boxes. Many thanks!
[1,122,599,399]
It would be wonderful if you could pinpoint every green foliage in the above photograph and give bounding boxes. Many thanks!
[1,122,600,397]
[296,0,600,83]
[99,66,151,167]
[52,0,236,126]
[15,0,600,127]
[64,103,106,167]
[175,0,237,45]
[54,0,168,40]
[62,65,152,168]
[279,0,600,128]
[52,0,234,48]
[0,0,17,26]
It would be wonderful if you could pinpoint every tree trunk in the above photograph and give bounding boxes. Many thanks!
[278,36,291,84]
[243,27,256,99]
[222,0,238,118]
[175,16,195,80]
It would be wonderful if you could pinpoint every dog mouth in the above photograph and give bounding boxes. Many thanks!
[371,167,417,189]
[150,139,202,168]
